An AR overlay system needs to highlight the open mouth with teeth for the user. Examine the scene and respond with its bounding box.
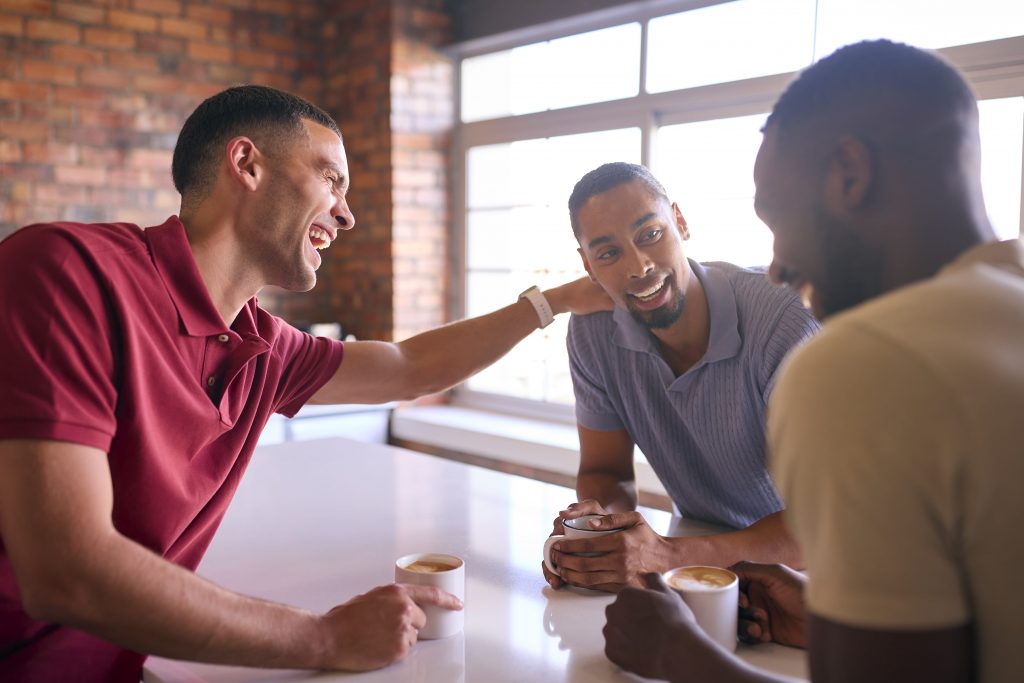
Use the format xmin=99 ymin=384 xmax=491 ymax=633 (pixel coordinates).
xmin=629 ymin=277 xmax=668 ymax=303
xmin=309 ymin=225 xmax=332 ymax=251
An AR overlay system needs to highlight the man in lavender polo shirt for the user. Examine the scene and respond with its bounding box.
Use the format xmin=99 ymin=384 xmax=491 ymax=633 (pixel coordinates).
xmin=544 ymin=163 xmax=819 ymax=592
xmin=0 ymin=85 xmax=609 ymax=682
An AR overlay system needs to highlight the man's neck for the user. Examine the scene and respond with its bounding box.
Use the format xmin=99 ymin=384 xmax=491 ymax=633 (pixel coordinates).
xmin=180 ymin=210 xmax=260 ymax=328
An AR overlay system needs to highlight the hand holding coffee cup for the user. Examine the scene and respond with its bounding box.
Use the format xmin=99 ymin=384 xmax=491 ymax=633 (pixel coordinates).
xmin=395 ymin=553 xmax=465 ymax=639
xmin=663 ymin=565 xmax=739 ymax=652
xmin=543 ymin=513 xmax=625 ymax=574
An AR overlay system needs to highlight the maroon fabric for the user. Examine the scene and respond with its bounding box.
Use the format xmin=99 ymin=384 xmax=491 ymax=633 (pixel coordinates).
xmin=0 ymin=217 xmax=344 ymax=682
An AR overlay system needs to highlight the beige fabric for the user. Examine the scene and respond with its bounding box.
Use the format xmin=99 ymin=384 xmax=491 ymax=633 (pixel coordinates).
xmin=769 ymin=239 xmax=1024 ymax=682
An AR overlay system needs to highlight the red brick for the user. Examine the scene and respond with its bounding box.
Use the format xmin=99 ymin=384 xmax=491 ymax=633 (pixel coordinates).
xmin=187 ymin=41 xmax=231 ymax=63
xmin=80 ymin=67 xmax=134 ymax=88
xmin=0 ymin=79 xmax=49 ymax=100
xmin=1 ymin=0 xmax=50 ymax=15
xmin=26 ymin=19 xmax=81 ymax=44
xmin=235 ymin=48 xmax=277 ymax=69
xmin=23 ymin=142 xmax=79 ymax=164
xmin=0 ymin=15 xmax=24 ymax=37
xmin=132 ymin=0 xmax=182 ymax=16
xmin=206 ymin=63 xmax=247 ymax=83
xmin=54 ymin=3 xmax=107 ymax=24
xmin=22 ymin=59 xmax=78 ymax=85
xmin=54 ymin=85 xmax=105 ymax=106
xmin=128 ymin=148 xmax=170 ymax=170
xmin=255 ymin=31 xmax=292 ymax=52
xmin=249 ymin=71 xmax=291 ymax=90
xmin=186 ymin=5 xmax=231 ymax=24
xmin=54 ymin=165 xmax=109 ymax=186
xmin=81 ymin=146 xmax=126 ymax=166
xmin=85 ymin=27 xmax=136 ymax=50
xmin=133 ymin=73 xmax=182 ymax=94
xmin=78 ymin=106 xmax=134 ymax=128
xmin=107 ymin=50 xmax=158 ymax=73
xmin=159 ymin=16 xmax=206 ymax=40
xmin=50 ymin=43 xmax=105 ymax=66
xmin=108 ymin=9 xmax=159 ymax=33
xmin=0 ymin=140 xmax=21 ymax=163
xmin=36 ymin=184 xmax=90 ymax=205
xmin=137 ymin=33 xmax=185 ymax=54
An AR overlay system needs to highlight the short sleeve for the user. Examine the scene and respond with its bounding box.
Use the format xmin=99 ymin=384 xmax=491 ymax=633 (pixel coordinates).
xmin=0 ymin=227 xmax=118 ymax=450
xmin=568 ymin=314 xmax=624 ymax=431
xmin=270 ymin=322 xmax=344 ymax=418
xmin=768 ymin=322 xmax=970 ymax=630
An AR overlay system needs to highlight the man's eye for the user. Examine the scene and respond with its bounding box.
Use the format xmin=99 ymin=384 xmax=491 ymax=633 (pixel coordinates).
xmin=597 ymin=248 xmax=619 ymax=261
xmin=639 ymin=229 xmax=661 ymax=243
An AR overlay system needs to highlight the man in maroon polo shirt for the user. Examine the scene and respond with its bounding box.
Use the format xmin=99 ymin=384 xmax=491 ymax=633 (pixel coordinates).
xmin=0 ymin=85 xmax=608 ymax=681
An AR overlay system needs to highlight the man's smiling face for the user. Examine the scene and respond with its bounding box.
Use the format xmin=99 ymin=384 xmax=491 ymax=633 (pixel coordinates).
xmin=576 ymin=179 xmax=692 ymax=330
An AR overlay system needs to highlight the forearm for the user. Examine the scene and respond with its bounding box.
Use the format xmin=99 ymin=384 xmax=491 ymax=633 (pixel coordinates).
xmin=667 ymin=511 xmax=803 ymax=569
xmin=36 ymin=530 xmax=327 ymax=669
xmin=576 ymin=471 xmax=637 ymax=512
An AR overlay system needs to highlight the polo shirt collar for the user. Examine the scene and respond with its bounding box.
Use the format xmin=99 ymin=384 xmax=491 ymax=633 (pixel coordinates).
xmin=147 ymin=216 xmax=235 ymax=338
xmin=612 ymin=259 xmax=742 ymax=365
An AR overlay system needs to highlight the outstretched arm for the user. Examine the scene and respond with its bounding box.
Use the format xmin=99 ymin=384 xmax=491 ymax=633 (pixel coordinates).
xmin=0 ymin=438 xmax=460 ymax=671
xmin=310 ymin=276 xmax=612 ymax=405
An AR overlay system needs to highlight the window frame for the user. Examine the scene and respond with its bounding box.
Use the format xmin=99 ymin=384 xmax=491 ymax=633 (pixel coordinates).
xmin=449 ymin=1 xmax=1024 ymax=420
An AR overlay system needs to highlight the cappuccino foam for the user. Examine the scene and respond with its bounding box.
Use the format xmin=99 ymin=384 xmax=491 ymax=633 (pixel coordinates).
xmin=668 ymin=566 xmax=735 ymax=591
xmin=402 ymin=560 xmax=457 ymax=573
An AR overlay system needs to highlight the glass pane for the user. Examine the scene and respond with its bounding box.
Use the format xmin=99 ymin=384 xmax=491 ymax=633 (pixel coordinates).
xmin=815 ymin=0 xmax=1024 ymax=59
xmin=461 ymin=23 xmax=640 ymax=123
xmin=652 ymin=113 xmax=772 ymax=267
xmin=464 ymin=128 xmax=641 ymax=402
xmin=647 ymin=0 xmax=815 ymax=93
xmin=979 ymin=97 xmax=1023 ymax=239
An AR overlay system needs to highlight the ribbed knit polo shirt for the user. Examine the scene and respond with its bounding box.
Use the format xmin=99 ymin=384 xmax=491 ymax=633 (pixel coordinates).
xmin=569 ymin=259 xmax=819 ymax=528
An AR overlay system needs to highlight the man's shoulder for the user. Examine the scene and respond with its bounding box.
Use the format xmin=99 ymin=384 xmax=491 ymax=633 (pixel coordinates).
xmin=2 ymin=221 xmax=148 ymax=260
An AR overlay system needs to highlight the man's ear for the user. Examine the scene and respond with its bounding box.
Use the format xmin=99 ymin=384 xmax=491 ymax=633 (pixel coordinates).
xmin=577 ymin=246 xmax=597 ymax=281
xmin=825 ymin=135 xmax=872 ymax=213
xmin=224 ymin=136 xmax=262 ymax=192
xmin=671 ymin=202 xmax=690 ymax=240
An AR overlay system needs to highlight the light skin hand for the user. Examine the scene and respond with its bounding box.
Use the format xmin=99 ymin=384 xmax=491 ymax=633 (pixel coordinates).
xmin=319 ymin=583 xmax=462 ymax=671
xmin=732 ymin=561 xmax=808 ymax=649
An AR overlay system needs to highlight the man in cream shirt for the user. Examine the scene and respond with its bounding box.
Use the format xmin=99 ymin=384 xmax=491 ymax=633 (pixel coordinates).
xmin=602 ymin=39 xmax=1023 ymax=683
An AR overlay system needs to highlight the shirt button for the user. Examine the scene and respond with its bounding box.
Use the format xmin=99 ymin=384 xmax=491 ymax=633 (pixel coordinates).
xmin=207 ymin=376 xmax=216 ymax=387
xmin=217 ymin=334 xmax=230 ymax=343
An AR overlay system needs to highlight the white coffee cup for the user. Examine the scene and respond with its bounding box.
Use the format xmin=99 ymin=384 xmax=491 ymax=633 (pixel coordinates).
xmin=543 ymin=514 xmax=624 ymax=574
xmin=395 ymin=553 xmax=465 ymax=640
xmin=663 ymin=565 xmax=738 ymax=652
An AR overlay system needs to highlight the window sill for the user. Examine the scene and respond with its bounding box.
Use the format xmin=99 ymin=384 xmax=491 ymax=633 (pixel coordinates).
xmin=389 ymin=405 xmax=670 ymax=508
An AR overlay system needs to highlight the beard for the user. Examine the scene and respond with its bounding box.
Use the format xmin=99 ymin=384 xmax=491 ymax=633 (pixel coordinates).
xmin=628 ymin=283 xmax=686 ymax=330
xmin=813 ymin=209 xmax=885 ymax=319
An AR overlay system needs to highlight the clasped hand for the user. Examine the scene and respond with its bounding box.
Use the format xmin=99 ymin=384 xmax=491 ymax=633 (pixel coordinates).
xmin=542 ymin=499 xmax=672 ymax=592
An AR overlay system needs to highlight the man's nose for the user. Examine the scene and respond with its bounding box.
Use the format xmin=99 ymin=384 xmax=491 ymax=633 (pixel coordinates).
xmin=624 ymin=245 xmax=654 ymax=278
xmin=333 ymin=199 xmax=355 ymax=231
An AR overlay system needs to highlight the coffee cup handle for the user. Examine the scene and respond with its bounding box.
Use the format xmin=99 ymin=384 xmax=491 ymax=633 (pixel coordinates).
xmin=543 ymin=534 xmax=566 ymax=574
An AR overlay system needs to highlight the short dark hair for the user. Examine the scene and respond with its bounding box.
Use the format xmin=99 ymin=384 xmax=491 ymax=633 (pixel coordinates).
xmin=767 ymin=39 xmax=976 ymax=138
xmin=568 ymin=162 xmax=669 ymax=238
xmin=172 ymin=85 xmax=341 ymax=204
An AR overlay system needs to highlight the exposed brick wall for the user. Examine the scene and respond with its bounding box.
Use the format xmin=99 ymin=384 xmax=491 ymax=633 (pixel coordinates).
xmin=0 ymin=0 xmax=454 ymax=343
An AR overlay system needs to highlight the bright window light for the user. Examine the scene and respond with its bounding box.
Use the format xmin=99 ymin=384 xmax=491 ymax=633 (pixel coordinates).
xmin=647 ymin=0 xmax=816 ymax=93
xmin=652 ymin=113 xmax=773 ymax=267
xmin=814 ymin=0 xmax=1024 ymax=59
xmin=461 ymin=23 xmax=640 ymax=122
xmin=979 ymin=97 xmax=1024 ymax=239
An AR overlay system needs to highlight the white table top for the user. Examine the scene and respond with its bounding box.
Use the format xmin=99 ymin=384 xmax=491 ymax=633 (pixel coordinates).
xmin=144 ymin=437 xmax=807 ymax=682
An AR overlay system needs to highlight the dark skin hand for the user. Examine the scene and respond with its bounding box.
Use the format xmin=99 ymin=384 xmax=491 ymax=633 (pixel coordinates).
xmin=732 ymin=561 xmax=808 ymax=649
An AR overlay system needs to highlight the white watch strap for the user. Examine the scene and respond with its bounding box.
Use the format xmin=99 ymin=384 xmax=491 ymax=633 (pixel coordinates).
xmin=519 ymin=285 xmax=555 ymax=329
